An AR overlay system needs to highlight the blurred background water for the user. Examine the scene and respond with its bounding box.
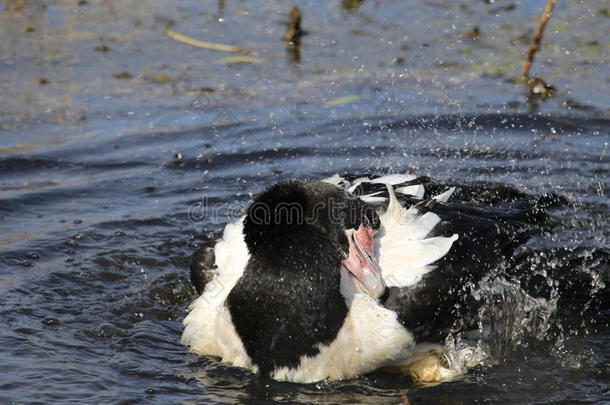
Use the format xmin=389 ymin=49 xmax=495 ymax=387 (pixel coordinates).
xmin=0 ymin=1 xmax=608 ymax=404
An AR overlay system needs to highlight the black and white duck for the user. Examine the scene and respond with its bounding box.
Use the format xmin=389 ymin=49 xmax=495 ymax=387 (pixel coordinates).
xmin=181 ymin=174 xmax=601 ymax=383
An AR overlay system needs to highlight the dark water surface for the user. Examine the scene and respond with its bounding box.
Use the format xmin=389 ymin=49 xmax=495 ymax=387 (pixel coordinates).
xmin=2 ymin=112 xmax=608 ymax=404
xmin=1 ymin=1 xmax=609 ymax=404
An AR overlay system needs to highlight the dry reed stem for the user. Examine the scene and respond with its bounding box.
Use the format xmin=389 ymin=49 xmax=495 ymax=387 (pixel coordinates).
xmin=522 ymin=0 xmax=557 ymax=80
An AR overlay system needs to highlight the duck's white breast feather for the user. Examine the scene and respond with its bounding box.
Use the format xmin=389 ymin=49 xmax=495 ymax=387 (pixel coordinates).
xmin=272 ymin=292 xmax=414 ymax=383
xmin=181 ymin=217 xmax=255 ymax=370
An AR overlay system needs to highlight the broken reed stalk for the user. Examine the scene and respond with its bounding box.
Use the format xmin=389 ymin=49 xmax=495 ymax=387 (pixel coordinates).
xmin=283 ymin=7 xmax=302 ymax=44
xmin=522 ymin=0 xmax=557 ymax=80
xmin=164 ymin=27 xmax=253 ymax=55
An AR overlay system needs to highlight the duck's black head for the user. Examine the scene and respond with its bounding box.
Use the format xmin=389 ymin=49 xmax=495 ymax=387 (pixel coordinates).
xmin=227 ymin=180 xmax=385 ymax=376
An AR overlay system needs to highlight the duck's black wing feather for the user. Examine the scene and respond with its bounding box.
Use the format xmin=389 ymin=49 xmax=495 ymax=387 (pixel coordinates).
xmin=510 ymin=246 xmax=610 ymax=321
xmin=350 ymin=176 xmax=431 ymax=197
xmin=383 ymin=182 xmax=567 ymax=342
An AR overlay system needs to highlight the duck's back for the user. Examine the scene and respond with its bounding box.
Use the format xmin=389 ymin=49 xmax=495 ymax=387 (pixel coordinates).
xmin=379 ymin=180 xmax=564 ymax=342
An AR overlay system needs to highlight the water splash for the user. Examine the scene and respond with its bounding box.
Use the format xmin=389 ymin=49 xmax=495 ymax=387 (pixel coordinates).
xmin=550 ymin=334 xmax=597 ymax=370
xmin=439 ymin=275 xmax=559 ymax=378
xmin=441 ymin=333 xmax=489 ymax=374
xmin=472 ymin=276 xmax=558 ymax=360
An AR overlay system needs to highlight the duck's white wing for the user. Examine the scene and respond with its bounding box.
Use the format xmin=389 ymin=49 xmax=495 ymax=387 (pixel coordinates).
xmin=322 ymin=173 xmax=426 ymax=199
xmin=375 ymin=185 xmax=458 ymax=288
xmin=369 ymin=174 xmax=425 ymax=199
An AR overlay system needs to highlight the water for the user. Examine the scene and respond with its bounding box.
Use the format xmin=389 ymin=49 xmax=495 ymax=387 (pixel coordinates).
xmin=1 ymin=1 xmax=609 ymax=404
xmin=2 ymin=111 xmax=607 ymax=404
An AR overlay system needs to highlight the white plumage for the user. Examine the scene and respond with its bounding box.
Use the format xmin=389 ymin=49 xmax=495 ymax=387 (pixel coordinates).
xmin=181 ymin=218 xmax=255 ymax=371
xmin=377 ymin=184 xmax=457 ymax=288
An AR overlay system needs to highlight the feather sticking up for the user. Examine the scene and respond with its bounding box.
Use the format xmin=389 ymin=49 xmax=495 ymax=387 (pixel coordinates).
xmin=376 ymin=184 xmax=458 ymax=288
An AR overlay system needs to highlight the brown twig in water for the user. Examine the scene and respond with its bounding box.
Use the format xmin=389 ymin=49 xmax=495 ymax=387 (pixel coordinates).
xmin=522 ymin=0 xmax=557 ymax=80
xmin=283 ymin=7 xmax=302 ymax=64
xmin=283 ymin=7 xmax=302 ymax=44
xmin=164 ymin=27 xmax=253 ymax=55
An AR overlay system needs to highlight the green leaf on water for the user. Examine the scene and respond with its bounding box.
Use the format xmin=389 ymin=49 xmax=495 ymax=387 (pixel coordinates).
xmin=323 ymin=95 xmax=363 ymax=107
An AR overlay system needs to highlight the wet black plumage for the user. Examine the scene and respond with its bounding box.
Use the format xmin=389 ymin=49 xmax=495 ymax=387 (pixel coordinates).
xmin=227 ymin=181 xmax=378 ymax=376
